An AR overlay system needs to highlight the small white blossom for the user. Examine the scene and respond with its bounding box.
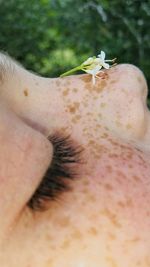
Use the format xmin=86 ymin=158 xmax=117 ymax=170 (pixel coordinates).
xmin=98 ymin=51 xmax=110 ymax=69
xmin=60 ymin=50 xmax=116 ymax=85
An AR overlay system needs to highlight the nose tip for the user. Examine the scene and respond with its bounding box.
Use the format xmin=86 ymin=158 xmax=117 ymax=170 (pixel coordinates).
xmin=117 ymin=64 xmax=148 ymax=102
xmin=103 ymin=64 xmax=148 ymax=141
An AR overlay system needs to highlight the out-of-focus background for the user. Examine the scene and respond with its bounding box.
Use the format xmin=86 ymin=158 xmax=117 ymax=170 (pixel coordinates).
xmin=0 ymin=0 xmax=149 ymax=99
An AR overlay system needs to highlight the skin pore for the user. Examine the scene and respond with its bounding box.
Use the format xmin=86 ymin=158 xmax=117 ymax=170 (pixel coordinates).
xmin=0 ymin=54 xmax=150 ymax=266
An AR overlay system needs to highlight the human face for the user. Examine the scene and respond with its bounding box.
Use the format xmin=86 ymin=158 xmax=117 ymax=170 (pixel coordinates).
xmin=0 ymin=55 xmax=150 ymax=267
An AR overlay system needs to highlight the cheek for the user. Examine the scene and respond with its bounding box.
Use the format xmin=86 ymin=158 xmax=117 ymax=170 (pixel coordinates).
xmin=51 ymin=151 xmax=150 ymax=266
xmin=15 ymin=144 xmax=149 ymax=267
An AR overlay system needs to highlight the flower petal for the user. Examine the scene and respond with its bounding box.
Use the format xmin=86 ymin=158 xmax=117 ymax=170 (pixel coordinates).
xmin=83 ymin=57 xmax=95 ymax=66
xmin=98 ymin=51 xmax=105 ymax=60
xmin=103 ymin=62 xmax=110 ymax=69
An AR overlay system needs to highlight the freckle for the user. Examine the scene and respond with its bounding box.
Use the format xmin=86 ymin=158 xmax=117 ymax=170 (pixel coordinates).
xmin=62 ymin=81 xmax=71 ymax=88
xmin=58 ymin=216 xmax=71 ymax=227
xmin=72 ymin=114 xmax=81 ymax=123
xmin=104 ymin=183 xmax=113 ymax=191
xmin=60 ymin=126 xmax=68 ymax=133
xmin=96 ymin=123 xmax=101 ymax=128
xmin=125 ymin=236 xmax=141 ymax=244
xmin=88 ymin=139 xmax=95 ymax=146
xmin=73 ymin=88 xmax=78 ymax=93
xmin=71 ymin=229 xmax=83 ymax=240
xmin=106 ymin=244 xmax=111 ymax=252
xmin=110 ymin=79 xmax=116 ymax=84
xmin=126 ymin=198 xmax=133 ymax=207
xmin=23 ymin=89 xmax=28 ymax=96
xmin=115 ymin=120 xmax=123 ymax=127
xmin=82 ymin=188 xmax=89 ymax=194
xmin=116 ymin=170 xmax=127 ymax=179
xmin=86 ymin=112 xmax=93 ymax=116
xmin=108 ymin=232 xmax=116 ymax=240
xmin=106 ymin=256 xmax=118 ymax=267
xmin=126 ymin=123 xmax=132 ymax=129
xmin=83 ymin=127 xmax=87 ymax=132
xmin=101 ymin=209 xmax=122 ymax=228
xmin=109 ymin=153 xmax=119 ymax=159
xmin=94 ymin=81 xmax=107 ymax=93
xmin=76 ymin=114 xmax=81 ymax=120
xmin=97 ymin=72 xmax=108 ymax=80
xmin=101 ymin=132 xmax=108 ymax=138
xmin=100 ymin=102 xmax=106 ymax=108
xmin=133 ymin=175 xmax=141 ymax=182
xmin=68 ymin=102 xmax=80 ymax=114
xmin=61 ymin=239 xmax=71 ymax=249
xmin=93 ymin=96 xmax=98 ymax=100
xmin=128 ymin=163 xmax=133 ymax=168
xmin=89 ymin=194 xmax=96 ymax=202
xmin=72 ymin=117 xmax=77 ymax=123
xmin=117 ymin=201 xmax=126 ymax=208
xmin=105 ymin=165 xmax=113 ymax=172
xmin=137 ymin=76 xmax=142 ymax=84
xmin=104 ymin=126 xmax=109 ymax=131
xmin=56 ymin=80 xmax=60 ymax=86
xmin=88 ymin=227 xmax=98 ymax=236
xmin=94 ymin=85 xmax=104 ymax=93
xmin=75 ymin=101 xmax=80 ymax=107
xmin=83 ymin=101 xmax=89 ymax=107
xmin=80 ymin=75 xmax=91 ymax=83
xmin=126 ymin=152 xmax=133 ymax=160
xmin=62 ymin=88 xmax=69 ymax=96
xmin=46 ymin=258 xmax=54 ymax=266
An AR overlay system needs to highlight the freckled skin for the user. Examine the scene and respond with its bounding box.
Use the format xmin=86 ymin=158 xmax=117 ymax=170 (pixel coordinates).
xmin=0 ymin=64 xmax=150 ymax=267
xmin=23 ymin=89 xmax=29 ymax=96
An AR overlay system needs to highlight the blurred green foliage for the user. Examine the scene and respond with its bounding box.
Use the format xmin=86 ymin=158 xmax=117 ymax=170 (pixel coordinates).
xmin=0 ymin=0 xmax=149 ymax=90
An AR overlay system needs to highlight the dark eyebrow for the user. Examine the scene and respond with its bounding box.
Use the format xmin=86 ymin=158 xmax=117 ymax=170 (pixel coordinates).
xmin=0 ymin=51 xmax=23 ymax=83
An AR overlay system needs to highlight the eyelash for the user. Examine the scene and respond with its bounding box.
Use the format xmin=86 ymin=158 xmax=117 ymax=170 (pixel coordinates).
xmin=27 ymin=133 xmax=83 ymax=211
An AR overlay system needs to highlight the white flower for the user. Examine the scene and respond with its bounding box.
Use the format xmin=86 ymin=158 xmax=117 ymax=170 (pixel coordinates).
xmin=60 ymin=50 xmax=116 ymax=85
xmin=98 ymin=51 xmax=110 ymax=69
xmin=81 ymin=51 xmax=112 ymax=84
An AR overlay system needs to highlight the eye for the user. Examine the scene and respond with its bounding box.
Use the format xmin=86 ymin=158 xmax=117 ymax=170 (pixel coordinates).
xmin=27 ymin=133 xmax=83 ymax=211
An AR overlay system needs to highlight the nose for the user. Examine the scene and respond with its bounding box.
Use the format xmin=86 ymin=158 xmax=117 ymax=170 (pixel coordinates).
xmin=100 ymin=64 xmax=148 ymax=141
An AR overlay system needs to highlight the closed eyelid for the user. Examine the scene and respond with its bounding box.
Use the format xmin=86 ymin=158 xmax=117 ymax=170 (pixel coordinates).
xmin=27 ymin=132 xmax=84 ymax=211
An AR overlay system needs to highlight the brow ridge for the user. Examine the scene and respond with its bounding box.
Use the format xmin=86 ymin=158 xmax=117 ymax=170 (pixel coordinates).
xmin=0 ymin=51 xmax=23 ymax=83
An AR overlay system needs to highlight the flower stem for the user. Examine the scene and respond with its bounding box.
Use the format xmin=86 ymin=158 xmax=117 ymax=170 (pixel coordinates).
xmin=60 ymin=66 xmax=82 ymax=77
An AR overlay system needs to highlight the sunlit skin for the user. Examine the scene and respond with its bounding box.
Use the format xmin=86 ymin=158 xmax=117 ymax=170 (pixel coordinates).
xmin=0 ymin=59 xmax=149 ymax=266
